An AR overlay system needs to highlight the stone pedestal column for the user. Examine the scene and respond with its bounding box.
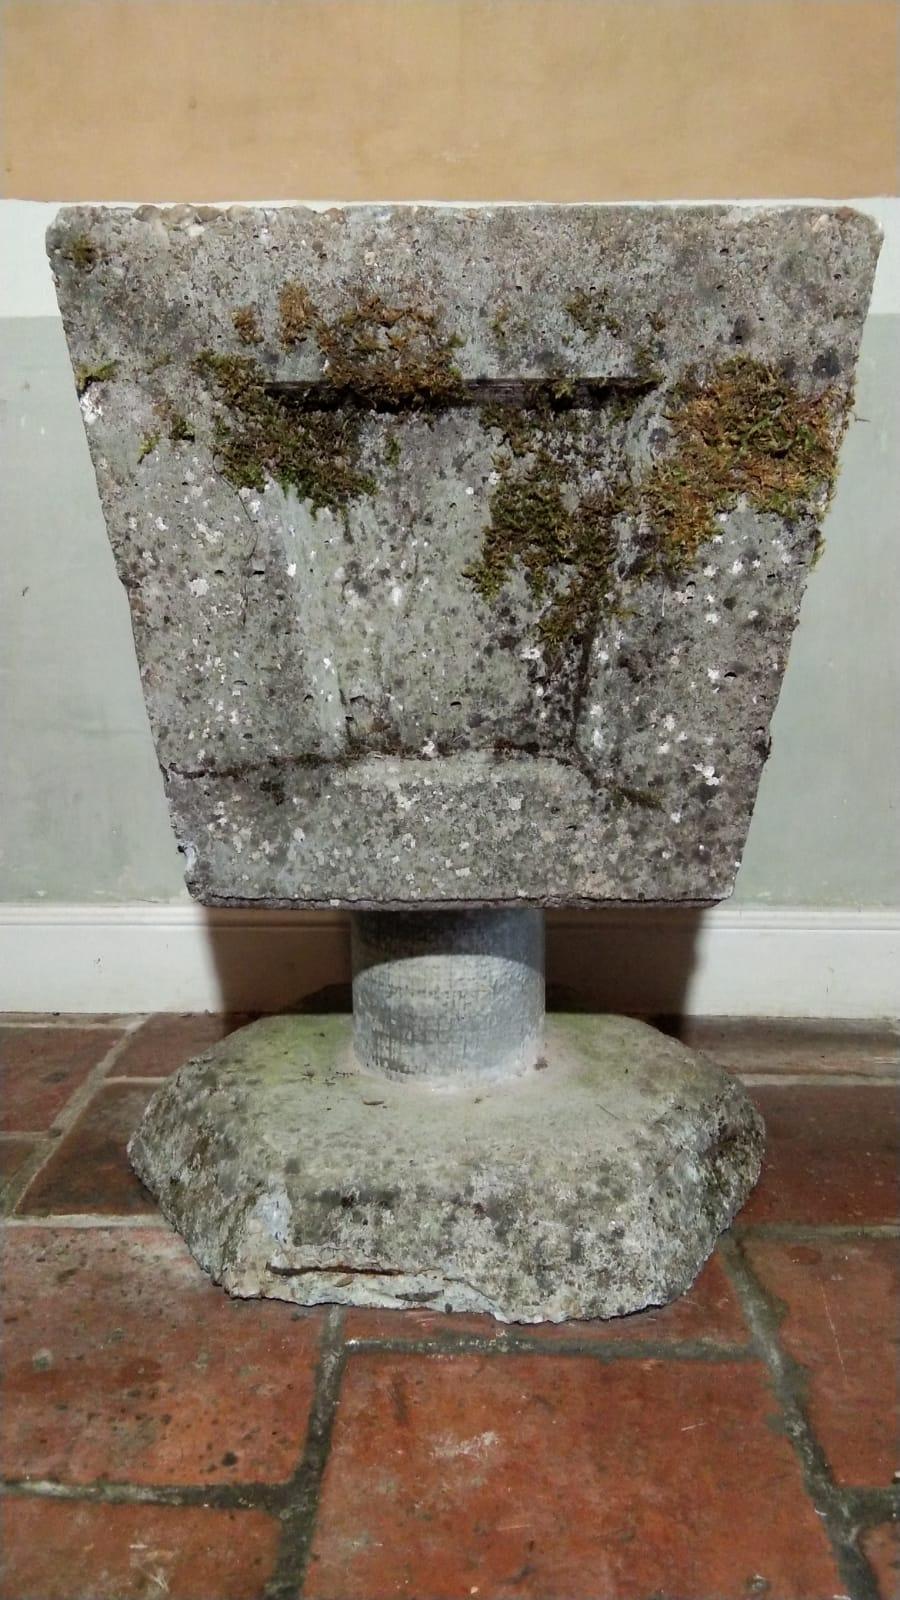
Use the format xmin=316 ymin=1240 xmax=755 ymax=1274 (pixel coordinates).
xmin=351 ymin=909 xmax=545 ymax=1082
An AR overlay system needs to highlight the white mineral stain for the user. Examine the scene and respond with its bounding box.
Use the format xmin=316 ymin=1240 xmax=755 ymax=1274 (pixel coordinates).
xmin=79 ymin=392 xmax=102 ymax=425
xmin=694 ymin=763 xmax=721 ymax=787
xmin=432 ymin=1430 xmax=499 ymax=1461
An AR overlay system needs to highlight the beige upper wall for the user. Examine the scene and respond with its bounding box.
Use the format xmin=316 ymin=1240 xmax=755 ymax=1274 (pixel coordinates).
xmin=2 ymin=0 xmax=897 ymax=201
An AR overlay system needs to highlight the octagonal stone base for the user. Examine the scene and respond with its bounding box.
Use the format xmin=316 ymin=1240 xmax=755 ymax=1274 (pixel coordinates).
xmin=129 ymin=1013 xmax=763 ymax=1323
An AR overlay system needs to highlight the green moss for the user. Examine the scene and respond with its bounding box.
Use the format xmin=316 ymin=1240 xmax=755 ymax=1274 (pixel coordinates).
xmin=65 ymin=234 xmax=100 ymax=271
xmin=566 ymin=290 xmax=622 ymax=339
xmin=233 ymin=305 xmax=262 ymax=345
xmin=313 ymin=292 xmax=465 ymax=408
xmin=467 ymin=355 xmax=843 ymax=668
xmin=465 ymin=439 xmax=618 ymax=662
xmin=75 ymin=360 xmax=118 ymax=394
xmin=138 ymin=399 xmax=194 ymax=461
xmin=278 ymin=283 xmax=315 ymax=348
xmin=634 ymin=356 xmax=843 ymax=579
xmin=490 ymin=304 xmax=511 ymax=343
xmin=479 ymin=404 xmax=539 ymax=459
xmin=608 ymin=783 xmax=663 ymax=811
xmin=193 ymin=287 xmax=466 ymax=512
xmin=194 ymin=351 xmax=375 ymax=510
xmin=383 ymin=432 xmax=402 ymax=468
xmin=165 ymin=408 xmax=196 ymax=444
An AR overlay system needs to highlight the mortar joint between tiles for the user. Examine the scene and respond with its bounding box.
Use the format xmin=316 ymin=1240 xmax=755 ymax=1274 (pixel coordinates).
xmin=718 ymin=1232 xmax=884 ymax=1600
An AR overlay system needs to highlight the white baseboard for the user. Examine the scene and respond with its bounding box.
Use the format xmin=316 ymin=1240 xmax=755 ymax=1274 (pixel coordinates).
xmin=0 ymin=902 xmax=897 ymax=1018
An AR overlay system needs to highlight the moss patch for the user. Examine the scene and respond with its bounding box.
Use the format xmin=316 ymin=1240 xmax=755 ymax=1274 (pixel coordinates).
xmin=279 ymin=283 xmax=315 ymax=348
xmin=195 ymin=351 xmax=375 ymax=510
xmin=164 ymin=408 xmax=196 ymax=445
xmin=75 ymin=360 xmax=118 ymax=394
xmin=468 ymin=356 xmax=843 ymax=669
xmin=566 ymin=290 xmax=622 ymax=339
xmin=233 ymin=305 xmax=262 ymax=345
xmin=313 ymin=293 xmax=465 ymax=408
xmin=634 ymin=357 xmax=844 ymax=579
xmin=465 ymin=443 xmax=619 ymax=659
xmin=64 ymin=234 xmax=100 ymax=271
xmin=194 ymin=286 xmax=465 ymax=512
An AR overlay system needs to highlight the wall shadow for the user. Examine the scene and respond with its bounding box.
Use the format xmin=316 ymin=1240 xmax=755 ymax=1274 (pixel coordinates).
xmin=546 ymin=908 xmax=706 ymax=1026
xmin=201 ymin=904 xmax=707 ymax=1024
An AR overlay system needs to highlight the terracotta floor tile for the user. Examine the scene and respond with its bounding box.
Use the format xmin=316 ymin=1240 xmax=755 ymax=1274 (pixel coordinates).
xmin=746 ymin=1237 xmax=899 ymax=1487
xmin=17 ymin=1083 xmax=157 ymax=1216
xmin=740 ymin=1084 xmax=898 ymax=1224
xmin=861 ymin=1522 xmax=899 ymax=1600
xmin=1 ymin=1226 xmax=322 ymax=1486
xmin=0 ymin=1027 xmax=123 ymax=1132
xmin=306 ymin=1352 xmax=839 ymax=1600
xmin=658 ymin=1018 xmax=899 ymax=1076
xmin=114 ymin=1013 xmax=255 ymax=1077
xmin=0 ymin=1136 xmax=40 ymax=1186
xmin=0 ymin=1498 xmax=280 ymax=1600
xmin=346 ymin=1251 xmax=749 ymax=1348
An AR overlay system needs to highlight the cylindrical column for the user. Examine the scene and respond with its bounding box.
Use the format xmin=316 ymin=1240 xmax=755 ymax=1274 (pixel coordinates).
xmin=351 ymin=909 xmax=545 ymax=1083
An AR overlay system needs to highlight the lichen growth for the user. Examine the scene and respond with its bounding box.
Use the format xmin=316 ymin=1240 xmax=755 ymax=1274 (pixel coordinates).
xmin=233 ymin=305 xmax=262 ymax=345
xmin=75 ymin=360 xmax=118 ymax=394
xmin=194 ymin=351 xmax=375 ymax=510
xmin=64 ymin=234 xmax=100 ymax=271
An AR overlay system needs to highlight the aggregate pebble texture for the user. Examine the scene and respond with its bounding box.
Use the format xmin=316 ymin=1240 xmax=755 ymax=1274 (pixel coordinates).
xmin=47 ymin=204 xmax=880 ymax=908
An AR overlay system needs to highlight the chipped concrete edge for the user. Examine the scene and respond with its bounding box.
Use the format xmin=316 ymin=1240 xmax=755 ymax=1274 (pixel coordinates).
xmin=3 ymin=198 xmax=899 ymax=319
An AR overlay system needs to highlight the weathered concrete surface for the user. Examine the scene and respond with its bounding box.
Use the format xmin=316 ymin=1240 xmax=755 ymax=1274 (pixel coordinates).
xmin=48 ymin=204 xmax=879 ymax=907
xmin=128 ymin=1012 xmax=764 ymax=1322
xmin=351 ymin=908 xmax=544 ymax=1080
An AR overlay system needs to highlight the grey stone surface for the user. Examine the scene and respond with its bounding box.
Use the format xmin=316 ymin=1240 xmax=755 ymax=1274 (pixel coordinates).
xmin=351 ymin=908 xmax=544 ymax=1080
xmin=47 ymin=204 xmax=880 ymax=909
xmin=129 ymin=1011 xmax=763 ymax=1322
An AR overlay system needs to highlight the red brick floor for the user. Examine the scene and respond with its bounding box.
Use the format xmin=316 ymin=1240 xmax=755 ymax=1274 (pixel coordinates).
xmin=0 ymin=1013 xmax=897 ymax=1600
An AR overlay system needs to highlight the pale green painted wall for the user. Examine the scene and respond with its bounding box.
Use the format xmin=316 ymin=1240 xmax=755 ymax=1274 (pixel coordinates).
xmin=1 ymin=300 xmax=897 ymax=908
